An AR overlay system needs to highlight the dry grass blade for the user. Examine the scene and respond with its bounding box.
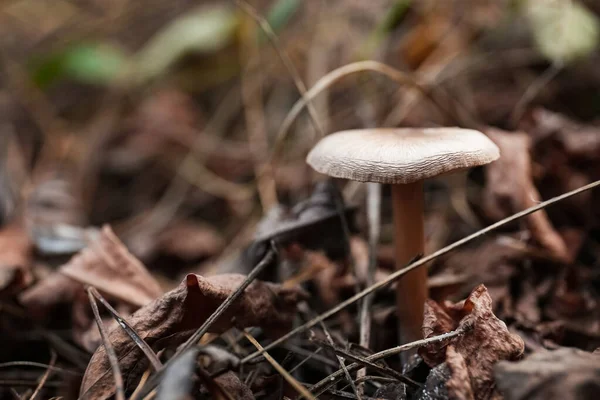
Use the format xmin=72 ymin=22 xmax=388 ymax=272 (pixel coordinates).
xmin=0 ymin=362 xmax=80 ymax=376
xmin=86 ymin=288 xmax=125 ymax=400
xmin=29 ymin=351 xmax=56 ymax=400
xmin=242 ymin=178 xmax=600 ymax=363
xmin=243 ymin=330 xmax=315 ymax=400
xmin=270 ymin=60 xmax=457 ymax=166
xmin=88 ymin=287 xmax=162 ymax=371
xmin=288 ymin=347 xmax=325 ymax=375
xmin=306 ymin=329 xmax=467 ymax=398
xmin=510 ymin=62 xmax=562 ymax=128
xmin=240 ymin=10 xmax=278 ymax=211
xmin=129 ymin=369 xmax=152 ymax=400
xmin=235 ymin=0 xmax=324 ymax=139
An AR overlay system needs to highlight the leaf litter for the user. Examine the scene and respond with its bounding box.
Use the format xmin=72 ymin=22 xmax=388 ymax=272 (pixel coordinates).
xmin=2 ymin=1 xmax=600 ymax=399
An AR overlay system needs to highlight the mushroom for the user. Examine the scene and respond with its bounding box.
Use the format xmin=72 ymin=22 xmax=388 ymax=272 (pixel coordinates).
xmin=306 ymin=128 xmax=500 ymax=352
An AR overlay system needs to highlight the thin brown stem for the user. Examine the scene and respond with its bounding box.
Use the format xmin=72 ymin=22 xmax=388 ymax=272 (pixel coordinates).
xmin=311 ymin=338 xmax=420 ymax=389
xmin=244 ymin=331 xmax=315 ymax=400
xmin=392 ymin=181 xmax=426 ymax=363
xmin=305 ymin=329 xmax=466 ymax=399
xmin=29 ymin=351 xmax=56 ymax=400
xmin=88 ymin=287 xmax=162 ymax=371
xmin=87 ymin=288 xmax=125 ymax=400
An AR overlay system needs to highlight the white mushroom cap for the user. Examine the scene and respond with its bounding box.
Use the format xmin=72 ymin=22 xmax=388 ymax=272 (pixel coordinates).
xmin=306 ymin=128 xmax=500 ymax=184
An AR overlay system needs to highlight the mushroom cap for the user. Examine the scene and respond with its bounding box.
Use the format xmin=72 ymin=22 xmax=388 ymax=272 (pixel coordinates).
xmin=306 ymin=128 xmax=500 ymax=184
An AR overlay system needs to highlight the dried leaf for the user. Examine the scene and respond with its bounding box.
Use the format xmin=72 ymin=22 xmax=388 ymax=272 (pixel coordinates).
xmin=445 ymin=345 xmax=475 ymax=400
xmin=494 ymin=347 xmax=600 ymax=400
xmin=213 ymin=371 xmax=254 ymax=400
xmin=156 ymin=219 xmax=224 ymax=261
xmin=247 ymin=181 xmax=357 ymax=263
xmin=61 ymin=225 xmax=162 ymax=307
xmin=526 ymin=108 xmax=600 ymax=165
xmin=0 ymin=220 xmax=33 ymax=295
xmin=80 ymin=273 xmax=306 ymax=398
xmin=484 ymin=128 xmax=569 ymax=262
xmin=19 ymin=272 xmax=81 ymax=319
xmin=420 ymin=284 xmax=524 ymax=400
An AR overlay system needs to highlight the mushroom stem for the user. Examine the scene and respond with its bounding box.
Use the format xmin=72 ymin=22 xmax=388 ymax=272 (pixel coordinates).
xmin=391 ymin=181 xmax=426 ymax=361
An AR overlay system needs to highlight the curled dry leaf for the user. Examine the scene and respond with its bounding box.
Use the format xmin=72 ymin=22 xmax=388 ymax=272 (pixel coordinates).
xmin=420 ymin=284 xmax=524 ymax=400
xmin=445 ymin=345 xmax=475 ymax=400
xmin=494 ymin=347 xmax=600 ymax=400
xmin=80 ymin=273 xmax=307 ymax=399
xmin=213 ymin=371 xmax=254 ymax=400
xmin=483 ymin=128 xmax=569 ymax=262
xmin=0 ymin=219 xmax=33 ymax=295
xmin=418 ymin=345 xmax=475 ymax=400
xmin=61 ymin=225 xmax=162 ymax=307
xmin=246 ymin=181 xmax=357 ymax=267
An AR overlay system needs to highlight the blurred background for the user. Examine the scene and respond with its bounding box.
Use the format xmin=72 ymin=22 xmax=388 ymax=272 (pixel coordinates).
xmin=2 ymin=0 xmax=600 ymax=398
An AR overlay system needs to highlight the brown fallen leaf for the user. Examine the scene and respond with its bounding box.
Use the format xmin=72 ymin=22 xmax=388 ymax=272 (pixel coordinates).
xmin=445 ymin=345 xmax=475 ymax=400
xmin=0 ymin=218 xmax=33 ymax=295
xmin=213 ymin=371 xmax=254 ymax=400
xmin=61 ymin=225 xmax=162 ymax=307
xmin=420 ymin=284 xmax=524 ymax=400
xmin=494 ymin=347 xmax=600 ymax=400
xmin=155 ymin=219 xmax=225 ymax=262
xmin=483 ymin=128 xmax=570 ymax=262
xmin=80 ymin=273 xmax=307 ymax=399
xmin=19 ymin=272 xmax=81 ymax=319
xmin=525 ymin=108 xmax=600 ymax=164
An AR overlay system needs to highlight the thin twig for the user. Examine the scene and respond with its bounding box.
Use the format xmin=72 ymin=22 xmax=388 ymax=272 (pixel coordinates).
xmin=0 ymin=362 xmax=81 ymax=376
xmin=240 ymin=12 xmax=278 ymax=211
xmin=284 ymin=344 xmax=338 ymax=369
xmin=87 ymin=288 xmax=125 ymax=400
xmin=357 ymin=182 xmax=380 ymax=393
xmin=318 ymin=322 xmax=360 ymax=399
xmin=88 ymin=287 xmax=162 ymax=371
xmin=244 ymin=330 xmax=315 ymax=400
xmin=353 ymin=375 xmax=397 ymax=386
xmin=311 ymin=337 xmax=420 ymax=389
xmin=242 ymin=178 xmax=600 ymax=363
xmin=235 ymin=0 xmax=325 ymax=139
xmin=29 ymin=351 xmax=56 ymax=400
xmin=510 ymin=62 xmax=563 ymax=127
xmin=306 ymin=329 xmax=466 ymax=398
xmin=288 ymin=347 xmax=325 ymax=375
xmin=129 ymin=368 xmax=152 ymax=400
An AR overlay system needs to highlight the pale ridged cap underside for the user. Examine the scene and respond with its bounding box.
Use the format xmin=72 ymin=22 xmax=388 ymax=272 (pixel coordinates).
xmin=307 ymin=128 xmax=500 ymax=184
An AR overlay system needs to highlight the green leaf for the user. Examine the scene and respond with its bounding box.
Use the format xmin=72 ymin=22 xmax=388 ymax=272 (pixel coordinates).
xmin=30 ymin=44 xmax=127 ymax=88
xmin=525 ymin=0 xmax=600 ymax=64
xmin=264 ymin=0 xmax=300 ymax=35
xmin=134 ymin=6 xmax=239 ymax=83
